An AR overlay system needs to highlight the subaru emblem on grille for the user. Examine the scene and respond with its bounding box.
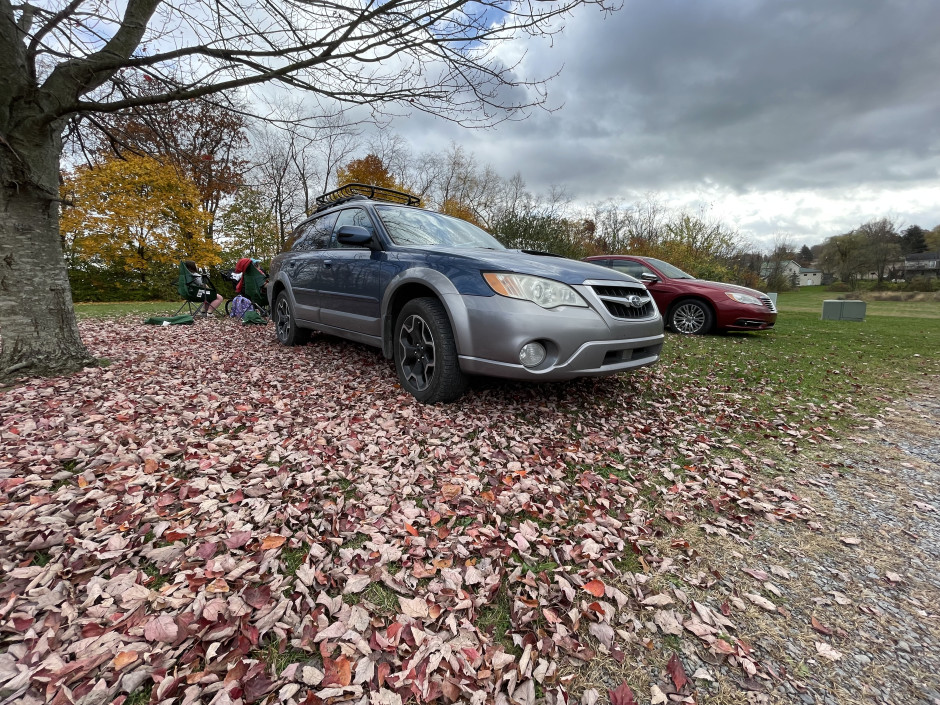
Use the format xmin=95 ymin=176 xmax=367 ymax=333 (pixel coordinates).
xmin=627 ymin=295 xmax=645 ymax=308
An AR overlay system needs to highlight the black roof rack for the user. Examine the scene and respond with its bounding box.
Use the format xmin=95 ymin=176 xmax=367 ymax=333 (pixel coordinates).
xmin=314 ymin=183 xmax=421 ymax=212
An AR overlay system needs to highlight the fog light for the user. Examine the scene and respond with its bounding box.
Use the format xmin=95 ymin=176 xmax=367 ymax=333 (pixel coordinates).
xmin=519 ymin=342 xmax=547 ymax=368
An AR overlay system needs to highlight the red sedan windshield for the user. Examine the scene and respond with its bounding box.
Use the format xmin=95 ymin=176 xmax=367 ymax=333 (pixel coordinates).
xmin=645 ymin=257 xmax=694 ymax=279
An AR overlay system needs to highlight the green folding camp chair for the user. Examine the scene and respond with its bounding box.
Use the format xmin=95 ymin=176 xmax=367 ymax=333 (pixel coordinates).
xmin=241 ymin=261 xmax=269 ymax=318
xmin=173 ymin=262 xmax=221 ymax=317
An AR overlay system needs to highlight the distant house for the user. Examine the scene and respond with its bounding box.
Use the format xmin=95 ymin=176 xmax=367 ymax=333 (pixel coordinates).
xmin=760 ymin=260 xmax=802 ymax=286
xmin=904 ymin=251 xmax=940 ymax=279
xmin=798 ymin=267 xmax=822 ymax=286
xmin=860 ymin=258 xmax=905 ymax=282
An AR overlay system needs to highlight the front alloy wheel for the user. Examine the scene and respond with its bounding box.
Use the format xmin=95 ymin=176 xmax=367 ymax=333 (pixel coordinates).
xmin=670 ymin=300 xmax=713 ymax=335
xmin=394 ymin=298 xmax=468 ymax=403
xmin=399 ymin=314 xmax=436 ymax=392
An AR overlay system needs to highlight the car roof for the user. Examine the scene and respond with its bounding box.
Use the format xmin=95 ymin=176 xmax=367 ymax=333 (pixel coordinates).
xmin=589 ymin=254 xmax=649 ymax=262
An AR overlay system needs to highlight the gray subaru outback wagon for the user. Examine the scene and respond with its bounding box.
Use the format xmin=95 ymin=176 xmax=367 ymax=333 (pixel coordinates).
xmin=269 ymin=184 xmax=664 ymax=403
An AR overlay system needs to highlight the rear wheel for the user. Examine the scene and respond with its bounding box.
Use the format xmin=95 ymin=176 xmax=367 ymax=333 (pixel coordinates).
xmin=274 ymin=292 xmax=311 ymax=346
xmin=394 ymin=297 xmax=467 ymax=403
xmin=669 ymin=299 xmax=713 ymax=335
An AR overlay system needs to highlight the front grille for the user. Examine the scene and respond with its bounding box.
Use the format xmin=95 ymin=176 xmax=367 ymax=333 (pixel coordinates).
xmin=590 ymin=285 xmax=656 ymax=320
xmin=759 ymin=296 xmax=777 ymax=312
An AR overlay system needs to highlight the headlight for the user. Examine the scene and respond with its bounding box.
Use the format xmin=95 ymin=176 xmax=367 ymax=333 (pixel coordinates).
xmin=483 ymin=272 xmax=587 ymax=309
xmin=725 ymin=292 xmax=763 ymax=306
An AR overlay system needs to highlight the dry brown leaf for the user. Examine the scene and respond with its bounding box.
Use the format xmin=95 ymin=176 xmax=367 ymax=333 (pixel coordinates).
xmin=344 ymin=574 xmax=371 ymax=594
xmin=261 ymin=534 xmax=287 ymax=550
xmin=441 ymin=483 xmax=462 ymax=500
xmin=399 ymin=596 xmax=429 ymax=618
xmin=143 ymin=614 xmax=178 ymax=642
xmin=744 ymin=593 xmax=777 ymax=612
xmin=113 ymin=651 xmax=139 ymax=670
xmin=815 ymin=641 xmax=843 ymax=661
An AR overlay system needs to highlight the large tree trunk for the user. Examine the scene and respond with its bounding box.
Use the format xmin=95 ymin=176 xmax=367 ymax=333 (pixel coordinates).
xmin=0 ymin=126 xmax=95 ymax=380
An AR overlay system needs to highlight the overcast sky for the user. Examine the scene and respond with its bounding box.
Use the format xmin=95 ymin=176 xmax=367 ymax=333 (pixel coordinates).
xmin=378 ymin=0 xmax=940 ymax=250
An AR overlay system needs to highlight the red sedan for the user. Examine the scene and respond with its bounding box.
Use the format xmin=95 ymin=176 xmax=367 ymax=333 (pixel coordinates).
xmin=584 ymin=255 xmax=777 ymax=334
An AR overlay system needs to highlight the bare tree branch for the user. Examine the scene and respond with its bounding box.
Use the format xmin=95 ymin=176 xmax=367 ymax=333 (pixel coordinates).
xmin=25 ymin=0 xmax=83 ymax=80
xmin=13 ymin=0 xmax=618 ymax=128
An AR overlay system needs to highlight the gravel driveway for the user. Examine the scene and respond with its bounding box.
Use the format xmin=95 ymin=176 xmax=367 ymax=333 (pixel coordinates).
xmin=682 ymin=396 xmax=940 ymax=705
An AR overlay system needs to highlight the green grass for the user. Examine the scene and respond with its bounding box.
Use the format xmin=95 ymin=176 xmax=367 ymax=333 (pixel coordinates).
xmin=281 ymin=543 xmax=309 ymax=578
xmin=615 ymin=550 xmax=644 ymax=575
xmin=74 ymin=301 xmax=180 ymax=319
xmin=662 ymin=634 xmax=681 ymax=651
xmin=343 ymin=532 xmax=370 ymax=550
xmin=659 ymin=304 xmax=939 ymax=421
xmin=32 ymin=550 xmax=53 ymax=567
xmin=126 ymin=683 xmax=152 ymax=705
xmin=140 ymin=561 xmax=169 ymax=590
xmin=776 ymin=285 xmax=940 ymax=318
xmin=358 ymin=582 xmax=401 ymax=613
xmin=513 ymin=554 xmax=558 ymax=575
xmin=476 ymin=586 xmax=518 ymax=655
xmin=252 ymin=635 xmax=310 ymax=675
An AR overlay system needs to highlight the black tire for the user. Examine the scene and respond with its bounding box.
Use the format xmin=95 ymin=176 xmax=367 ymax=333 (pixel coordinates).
xmin=669 ymin=299 xmax=714 ymax=335
xmin=394 ymin=297 xmax=468 ymax=403
xmin=273 ymin=291 xmax=311 ymax=346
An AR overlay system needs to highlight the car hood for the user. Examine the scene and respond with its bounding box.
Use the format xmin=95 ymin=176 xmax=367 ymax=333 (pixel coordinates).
xmin=421 ymin=247 xmax=642 ymax=286
xmin=691 ymin=279 xmax=768 ymax=298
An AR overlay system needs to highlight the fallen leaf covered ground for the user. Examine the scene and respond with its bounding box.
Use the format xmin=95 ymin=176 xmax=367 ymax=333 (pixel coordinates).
xmin=0 ymin=318 xmax=936 ymax=705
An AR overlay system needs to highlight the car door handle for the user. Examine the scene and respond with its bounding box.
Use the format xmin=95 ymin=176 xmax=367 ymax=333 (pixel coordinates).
xmin=323 ymin=260 xmax=332 ymax=268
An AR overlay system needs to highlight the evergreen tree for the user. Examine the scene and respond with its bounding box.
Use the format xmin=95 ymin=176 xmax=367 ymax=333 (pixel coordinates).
xmin=901 ymin=226 xmax=928 ymax=255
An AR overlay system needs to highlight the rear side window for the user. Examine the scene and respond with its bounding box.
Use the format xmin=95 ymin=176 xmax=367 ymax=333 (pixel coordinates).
xmin=291 ymin=212 xmax=338 ymax=251
xmin=611 ymin=260 xmax=654 ymax=278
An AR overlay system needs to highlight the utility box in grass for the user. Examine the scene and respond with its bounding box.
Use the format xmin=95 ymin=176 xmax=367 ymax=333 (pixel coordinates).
xmin=821 ymin=300 xmax=866 ymax=321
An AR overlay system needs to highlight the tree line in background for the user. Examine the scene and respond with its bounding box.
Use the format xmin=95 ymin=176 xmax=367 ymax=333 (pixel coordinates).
xmin=758 ymin=220 xmax=940 ymax=293
xmin=814 ymin=220 xmax=939 ymax=290
xmin=61 ymin=84 xmax=940 ymax=301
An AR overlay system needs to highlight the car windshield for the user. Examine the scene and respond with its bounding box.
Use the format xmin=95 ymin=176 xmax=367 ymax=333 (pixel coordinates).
xmin=645 ymin=257 xmax=694 ymax=279
xmin=376 ymin=206 xmax=505 ymax=249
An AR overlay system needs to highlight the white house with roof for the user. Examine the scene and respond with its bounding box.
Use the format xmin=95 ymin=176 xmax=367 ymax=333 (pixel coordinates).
xmin=760 ymin=260 xmax=822 ymax=287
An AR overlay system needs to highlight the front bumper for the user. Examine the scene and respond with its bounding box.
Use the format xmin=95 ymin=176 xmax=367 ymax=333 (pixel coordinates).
xmin=716 ymin=305 xmax=777 ymax=331
xmin=726 ymin=317 xmax=776 ymax=330
xmin=715 ymin=295 xmax=777 ymax=332
xmin=450 ymin=283 xmax=664 ymax=381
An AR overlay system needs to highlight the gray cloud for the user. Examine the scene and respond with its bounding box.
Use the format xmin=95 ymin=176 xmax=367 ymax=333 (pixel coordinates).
xmin=383 ymin=0 xmax=940 ymax=244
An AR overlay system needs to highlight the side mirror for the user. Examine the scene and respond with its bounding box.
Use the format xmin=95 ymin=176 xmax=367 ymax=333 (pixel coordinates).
xmin=336 ymin=225 xmax=375 ymax=248
xmin=640 ymin=272 xmax=660 ymax=283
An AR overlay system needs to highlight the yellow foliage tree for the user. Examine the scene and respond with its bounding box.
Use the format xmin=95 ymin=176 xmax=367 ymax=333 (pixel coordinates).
xmin=61 ymin=154 xmax=218 ymax=280
xmin=439 ymin=198 xmax=484 ymax=228
xmin=336 ymin=154 xmax=399 ymax=189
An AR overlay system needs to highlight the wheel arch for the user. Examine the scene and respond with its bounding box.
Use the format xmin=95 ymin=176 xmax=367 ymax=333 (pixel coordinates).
xmin=381 ymin=270 xmax=469 ymax=359
xmin=268 ymin=276 xmax=289 ymax=312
